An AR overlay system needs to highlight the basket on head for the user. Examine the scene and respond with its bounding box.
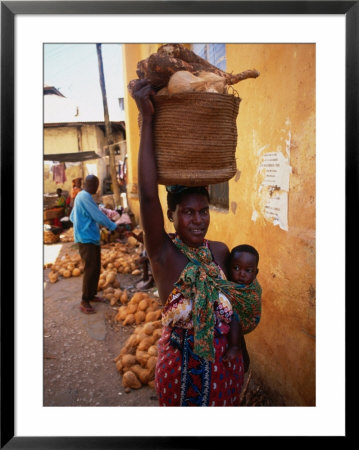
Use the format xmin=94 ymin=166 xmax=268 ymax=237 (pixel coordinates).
xmin=140 ymin=92 xmax=241 ymax=186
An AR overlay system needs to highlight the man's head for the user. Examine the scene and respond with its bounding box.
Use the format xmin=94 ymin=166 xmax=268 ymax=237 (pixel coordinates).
xmin=229 ymin=244 xmax=259 ymax=285
xmin=84 ymin=175 xmax=99 ymax=195
xmin=56 ymin=188 xmax=62 ymax=196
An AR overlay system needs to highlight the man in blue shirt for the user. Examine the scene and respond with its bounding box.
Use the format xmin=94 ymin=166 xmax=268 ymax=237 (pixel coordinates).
xmin=70 ymin=175 xmax=118 ymax=314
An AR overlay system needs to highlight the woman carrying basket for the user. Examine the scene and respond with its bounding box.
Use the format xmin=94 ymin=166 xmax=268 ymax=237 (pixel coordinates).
xmin=133 ymin=80 xmax=256 ymax=406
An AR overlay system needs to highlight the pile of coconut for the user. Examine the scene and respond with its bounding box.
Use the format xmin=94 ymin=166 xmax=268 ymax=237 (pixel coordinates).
xmin=45 ymin=252 xmax=83 ymax=284
xmin=59 ymin=227 xmax=74 ymax=243
xmin=100 ymin=241 xmax=142 ymax=277
xmin=114 ymin=319 xmax=163 ymax=391
xmin=100 ymin=285 xmax=128 ymax=306
xmin=45 ymin=239 xmax=142 ymax=285
xmin=97 ymin=242 xmax=143 ymax=294
xmin=114 ymin=291 xmax=162 ymax=326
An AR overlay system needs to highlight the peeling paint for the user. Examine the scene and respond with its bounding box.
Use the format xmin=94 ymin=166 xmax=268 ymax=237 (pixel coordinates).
xmin=252 ymin=122 xmax=293 ymax=232
xmin=256 ymin=144 xmax=270 ymax=157
xmin=230 ymin=201 xmax=237 ymax=215
xmin=251 ymin=209 xmax=259 ymax=222
xmin=285 ymin=129 xmax=292 ymax=158
xmin=234 ymin=170 xmax=241 ymax=182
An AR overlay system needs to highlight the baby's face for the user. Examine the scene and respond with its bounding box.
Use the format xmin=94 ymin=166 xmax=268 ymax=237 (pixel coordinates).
xmin=229 ymin=252 xmax=258 ymax=285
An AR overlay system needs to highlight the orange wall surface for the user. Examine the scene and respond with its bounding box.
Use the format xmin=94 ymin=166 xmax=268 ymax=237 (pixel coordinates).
xmin=223 ymin=44 xmax=315 ymax=406
xmin=123 ymin=43 xmax=316 ymax=405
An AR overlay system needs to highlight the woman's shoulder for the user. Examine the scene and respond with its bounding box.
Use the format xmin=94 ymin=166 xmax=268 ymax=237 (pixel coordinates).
xmin=207 ymin=239 xmax=230 ymax=254
xmin=207 ymin=240 xmax=229 ymax=276
xmin=207 ymin=239 xmax=230 ymax=268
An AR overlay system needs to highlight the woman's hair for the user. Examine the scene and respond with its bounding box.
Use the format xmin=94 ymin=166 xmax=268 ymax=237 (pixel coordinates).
xmin=230 ymin=244 xmax=259 ymax=265
xmin=166 ymin=186 xmax=210 ymax=211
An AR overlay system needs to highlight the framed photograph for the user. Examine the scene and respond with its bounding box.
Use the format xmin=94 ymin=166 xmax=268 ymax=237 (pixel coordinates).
xmin=2 ymin=1 xmax=354 ymax=447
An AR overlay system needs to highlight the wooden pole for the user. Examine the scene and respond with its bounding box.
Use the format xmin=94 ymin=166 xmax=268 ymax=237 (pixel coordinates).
xmin=96 ymin=43 xmax=122 ymax=207
xmin=76 ymin=126 xmax=85 ymax=181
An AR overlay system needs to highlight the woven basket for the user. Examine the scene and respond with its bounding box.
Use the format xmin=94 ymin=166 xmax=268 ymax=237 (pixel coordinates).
xmin=43 ymin=207 xmax=64 ymax=220
xmin=148 ymin=92 xmax=241 ymax=186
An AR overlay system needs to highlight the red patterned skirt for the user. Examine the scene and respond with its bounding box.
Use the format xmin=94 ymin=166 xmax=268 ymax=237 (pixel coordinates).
xmin=155 ymin=326 xmax=244 ymax=406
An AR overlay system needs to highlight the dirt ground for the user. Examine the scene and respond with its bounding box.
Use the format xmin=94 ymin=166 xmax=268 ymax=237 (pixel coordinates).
xmin=43 ymin=241 xmax=273 ymax=407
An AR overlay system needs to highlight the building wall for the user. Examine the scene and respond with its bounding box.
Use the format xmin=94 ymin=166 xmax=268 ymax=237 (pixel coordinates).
xmin=222 ymin=43 xmax=316 ymax=406
xmin=44 ymin=124 xmax=106 ymax=194
xmin=44 ymin=126 xmax=79 ymax=154
xmin=123 ymin=43 xmax=316 ymax=405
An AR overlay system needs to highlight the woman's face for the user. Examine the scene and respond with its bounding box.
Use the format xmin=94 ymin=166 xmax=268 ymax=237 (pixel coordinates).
xmin=170 ymin=193 xmax=210 ymax=248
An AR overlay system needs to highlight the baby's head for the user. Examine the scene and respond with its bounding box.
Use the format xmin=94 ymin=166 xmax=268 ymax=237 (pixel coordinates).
xmin=229 ymin=244 xmax=259 ymax=285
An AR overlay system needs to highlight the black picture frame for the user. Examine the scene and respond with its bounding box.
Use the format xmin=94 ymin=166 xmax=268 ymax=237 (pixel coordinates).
xmin=1 ymin=1 xmax=355 ymax=447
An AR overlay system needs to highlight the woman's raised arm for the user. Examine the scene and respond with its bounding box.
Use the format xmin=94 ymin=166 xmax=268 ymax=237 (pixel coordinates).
xmin=132 ymin=80 xmax=169 ymax=261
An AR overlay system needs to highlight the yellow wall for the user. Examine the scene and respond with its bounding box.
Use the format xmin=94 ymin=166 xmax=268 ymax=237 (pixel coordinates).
xmin=44 ymin=127 xmax=79 ymax=154
xmin=44 ymin=127 xmax=83 ymax=193
xmin=43 ymin=124 xmax=124 ymax=195
xmin=123 ymin=43 xmax=316 ymax=405
xmin=224 ymin=44 xmax=315 ymax=406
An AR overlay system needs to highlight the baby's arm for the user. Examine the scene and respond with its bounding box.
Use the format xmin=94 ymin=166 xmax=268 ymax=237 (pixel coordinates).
xmin=223 ymin=314 xmax=250 ymax=372
xmin=223 ymin=314 xmax=242 ymax=361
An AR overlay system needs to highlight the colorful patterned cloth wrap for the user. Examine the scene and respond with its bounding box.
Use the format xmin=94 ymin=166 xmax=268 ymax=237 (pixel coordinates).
xmin=155 ymin=325 xmax=244 ymax=406
xmin=155 ymin=235 xmax=261 ymax=406
xmin=166 ymin=235 xmax=262 ymax=362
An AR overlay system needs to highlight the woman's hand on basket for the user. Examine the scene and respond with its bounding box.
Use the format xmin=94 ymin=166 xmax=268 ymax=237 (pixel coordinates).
xmin=132 ymin=79 xmax=155 ymax=118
